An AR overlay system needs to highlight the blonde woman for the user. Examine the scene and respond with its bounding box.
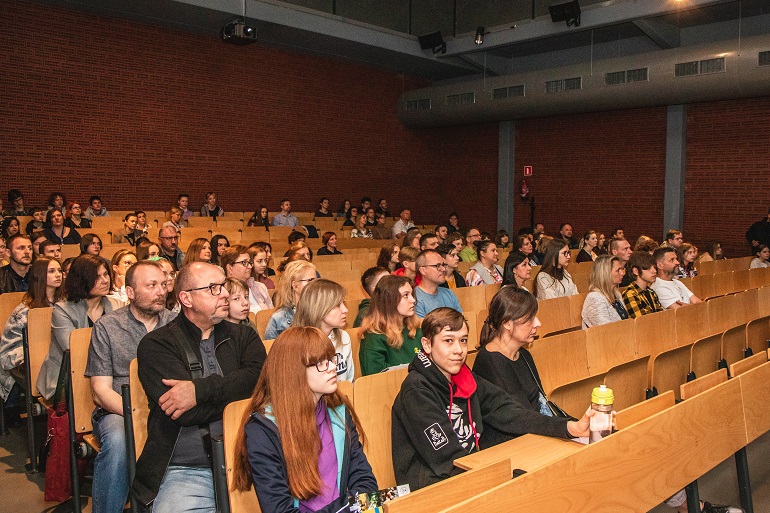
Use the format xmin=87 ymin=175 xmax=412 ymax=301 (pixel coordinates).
xmin=293 ymin=279 xmax=355 ymax=382
xmin=107 ymin=249 xmax=137 ymax=304
xmin=358 ymin=275 xmax=422 ymax=375
xmin=581 ymin=255 xmax=628 ymax=329
xmin=350 ymin=214 xmax=373 ymax=239
xmin=265 ymin=260 xmax=317 ymax=340
xmin=392 ymin=245 xmax=419 ymax=285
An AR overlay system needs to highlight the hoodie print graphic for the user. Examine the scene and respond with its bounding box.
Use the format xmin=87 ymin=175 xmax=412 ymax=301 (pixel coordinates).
xmin=448 ymin=403 xmax=476 ymax=451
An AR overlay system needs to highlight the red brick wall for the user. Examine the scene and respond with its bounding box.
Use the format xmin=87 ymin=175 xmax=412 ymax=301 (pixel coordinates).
xmin=513 ymin=107 xmax=668 ymax=244
xmin=685 ymin=98 xmax=770 ymax=258
xmin=0 ymin=0 xmax=498 ymax=230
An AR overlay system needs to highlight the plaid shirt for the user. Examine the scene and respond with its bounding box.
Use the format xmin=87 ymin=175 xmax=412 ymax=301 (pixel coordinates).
xmin=622 ymin=282 xmax=664 ymax=318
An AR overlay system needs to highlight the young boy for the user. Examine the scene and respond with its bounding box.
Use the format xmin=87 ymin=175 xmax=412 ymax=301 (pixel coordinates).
xmin=391 ymin=307 xmax=590 ymax=490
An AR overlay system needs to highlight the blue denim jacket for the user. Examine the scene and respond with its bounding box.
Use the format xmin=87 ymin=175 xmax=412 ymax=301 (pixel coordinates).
xmin=264 ymin=306 xmax=294 ymax=340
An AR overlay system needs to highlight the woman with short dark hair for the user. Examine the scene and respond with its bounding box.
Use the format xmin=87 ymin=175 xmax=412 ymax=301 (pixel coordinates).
xmin=317 ymin=232 xmax=343 ymax=255
xmin=43 ymin=209 xmax=82 ymax=245
xmin=37 ymin=254 xmax=114 ymax=400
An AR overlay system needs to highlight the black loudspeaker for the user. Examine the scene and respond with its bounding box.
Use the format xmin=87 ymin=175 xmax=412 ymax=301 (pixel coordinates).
xmin=418 ymin=31 xmax=444 ymax=51
xmin=549 ymin=0 xmax=581 ymax=26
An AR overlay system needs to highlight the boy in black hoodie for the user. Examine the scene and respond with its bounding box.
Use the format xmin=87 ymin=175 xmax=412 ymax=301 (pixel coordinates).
xmin=391 ymin=307 xmax=592 ymax=490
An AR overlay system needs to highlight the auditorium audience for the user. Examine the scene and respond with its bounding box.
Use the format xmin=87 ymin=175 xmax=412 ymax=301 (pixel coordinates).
xmin=391 ymin=208 xmax=415 ymax=240
xmin=85 ymin=195 xmax=110 ymax=219
xmin=559 ymin=223 xmax=579 ymax=249
xmin=359 ymin=275 xmax=421 ymax=375
xmin=39 ymin=240 xmax=62 ymax=262
xmin=0 ymin=217 xmax=20 ymax=240
xmin=64 ymin=202 xmax=91 ymax=229
xmin=337 ymin=199 xmax=351 ymax=217
xmin=317 ymin=232 xmax=343 ymax=255
xmin=0 ymin=257 xmax=61 ymax=423
xmin=581 ymin=255 xmax=628 ymax=328
xmin=699 ymin=241 xmax=723 ymax=262
xmin=112 ymin=212 xmax=138 ymax=245
xmin=466 ymin=240 xmax=503 ymax=286
xmin=181 ymin=237 xmax=212 ymax=267
xmin=436 ymin=243 xmax=466 ymax=289
xmin=633 ymin=235 xmax=659 ymax=253
xmin=447 ymin=231 xmax=464 ymax=254
xmin=675 ymin=243 xmax=698 ymax=278
xmin=351 ymin=214 xmax=373 ymax=239
xmin=248 ymin=244 xmax=275 ymax=289
xmin=43 ymin=209 xmax=81 ymax=245
xmin=157 ymin=225 xmax=184 ymax=271
xmin=201 ymin=191 xmax=224 ymax=218
xmin=294 ymin=279 xmax=354 ymax=382
xmin=156 ymin=258 xmax=180 ymax=312
xmin=370 ymin=211 xmax=390 ymax=239
xmin=663 ymin=229 xmax=684 ymax=249
xmin=376 ymin=198 xmax=391 ymax=217
xmin=746 ymin=208 xmax=770 ymax=249
xmin=26 ymin=207 xmax=46 ymax=234
xmin=364 ymin=207 xmax=377 ymax=226
xmin=650 ymin=247 xmax=703 ymax=309
xmin=278 ymin=241 xmax=312 ymax=272
xmin=232 ymin=326 xmax=376 ymax=513
xmin=402 ymin=227 xmax=421 ymax=249
xmin=210 ymin=234 xmax=230 ymax=266
xmin=265 ymin=260 xmax=317 ymax=340
xmin=392 ymin=246 xmax=419 ymax=285
xmin=221 ymin=245 xmax=273 ymax=313
xmin=47 ymin=192 xmax=66 ymax=215
xmin=376 ymin=242 xmax=400 ymax=273
xmin=0 ymin=234 xmax=33 ymax=293
xmin=622 ymin=251 xmax=664 ymax=318
xmin=610 ymin=237 xmax=634 ymax=286
xmin=750 ymin=245 xmax=770 ymax=269
xmin=596 ymin=233 xmax=608 ymax=255
xmin=108 ymin=249 xmax=137 ymax=303
xmin=223 ymin=278 xmax=258 ymax=331
xmin=575 ymin=230 xmax=598 ymax=262
xmin=419 ymin=233 xmax=439 ymax=250
xmin=502 ymin=251 xmax=532 ymax=291
xmin=534 ymin=238 xmax=578 ymax=299
xmin=495 ymin=229 xmax=510 ymax=249
xmin=435 ymin=224 xmax=448 ymax=244
xmin=391 ymin=307 xmax=590 ymax=491
xmin=459 ymin=227 xmax=482 ymax=262
xmin=251 ymin=241 xmax=276 ymax=276
xmin=516 ymin=234 xmax=540 ymax=266
xmin=177 ymin=193 xmax=193 ymax=220
xmin=315 ymin=197 xmax=333 ymax=218
xmin=4 ymin=190 xmax=29 ymax=217
xmin=414 ymin=250 xmax=462 ymax=317
xmin=247 ymin=206 xmax=271 ymax=229
xmin=30 ymin=231 xmax=46 ymax=256
xmin=134 ymin=210 xmax=150 ymax=238
xmin=37 ymin=254 xmax=114 ymax=400
xmin=136 ymin=238 xmax=161 ymax=260
xmin=272 ymin=198 xmax=298 ymax=227
xmin=354 ymin=267 xmax=389 ymax=328
xmin=447 ymin=212 xmax=461 ymax=234
xmin=167 ymin=207 xmax=183 ymax=233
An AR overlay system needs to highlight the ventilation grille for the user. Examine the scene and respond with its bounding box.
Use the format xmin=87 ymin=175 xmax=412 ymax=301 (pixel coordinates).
xmin=760 ymin=51 xmax=770 ymax=66
xmin=405 ymin=98 xmax=431 ymax=111
xmin=546 ymin=77 xmax=582 ymax=93
xmin=492 ymin=85 xmax=525 ymax=100
xmin=545 ymin=80 xmax=563 ymax=94
xmin=446 ymin=92 xmax=475 ymax=106
xmin=605 ymin=71 xmax=626 ymax=86
xmin=675 ymin=61 xmax=699 ymax=77
xmin=676 ymin=57 xmax=726 ymax=77
xmin=700 ymin=57 xmax=725 ymax=74
xmin=627 ymin=68 xmax=648 ymax=82
xmin=564 ymin=77 xmax=582 ymax=90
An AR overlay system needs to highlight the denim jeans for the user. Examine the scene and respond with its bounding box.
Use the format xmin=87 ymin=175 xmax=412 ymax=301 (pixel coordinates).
xmin=92 ymin=411 xmax=129 ymax=513
xmin=152 ymin=466 xmax=215 ymax=513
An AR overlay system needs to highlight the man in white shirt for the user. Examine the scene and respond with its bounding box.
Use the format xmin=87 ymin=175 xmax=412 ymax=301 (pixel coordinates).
xmin=650 ymin=247 xmax=702 ymax=309
xmin=392 ymin=208 xmax=415 ymax=240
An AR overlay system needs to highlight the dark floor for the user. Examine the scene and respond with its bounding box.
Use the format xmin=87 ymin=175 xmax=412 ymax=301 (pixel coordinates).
xmin=1 ymin=416 xmax=769 ymax=512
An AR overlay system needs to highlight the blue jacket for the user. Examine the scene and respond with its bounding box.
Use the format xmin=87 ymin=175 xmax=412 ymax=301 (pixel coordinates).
xmin=245 ymin=404 xmax=377 ymax=513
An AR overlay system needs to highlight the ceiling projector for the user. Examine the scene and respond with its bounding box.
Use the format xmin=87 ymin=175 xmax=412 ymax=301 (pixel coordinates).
xmin=221 ymin=19 xmax=257 ymax=45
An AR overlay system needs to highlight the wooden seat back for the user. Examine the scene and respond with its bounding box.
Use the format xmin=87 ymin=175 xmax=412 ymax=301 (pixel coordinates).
xmin=383 ymin=459 xmax=511 ymax=513
xmin=721 ymin=324 xmax=747 ymax=372
xmin=268 ymin=226 xmax=294 ymax=243
xmin=28 ymin=306 xmax=54 ymax=396
xmin=529 ymin=330 xmax=588 ymax=395
xmin=255 ymin=308 xmax=276 ymax=340
xmin=483 ymin=284 xmax=501 ymax=306
xmin=69 ymin=328 xmax=95 ymax=435
xmin=0 ymin=291 xmax=25 ymax=327
xmin=614 ymin=390 xmax=675 ymax=431
xmin=674 ymin=301 xmax=709 ymax=346
xmin=689 ymin=333 xmax=723 ymax=379
xmin=567 ymin=292 xmax=587 ymax=328
xmin=749 ymin=267 xmax=770 ymax=290
xmin=603 ymin=355 xmax=650 ymax=411
xmin=737 ymin=360 xmax=770 ymax=443
xmin=453 ymin=286 xmax=487 ymax=313
xmin=634 ymin=308 xmax=676 ymax=359
xmin=707 ymin=294 xmax=739 ymax=333
xmin=223 ymin=398 xmax=262 ymax=513
xmin=585 ymin=318 xmax=635 ymax=375
xmin=129 ymin=359 xmax=150 ymax=457
xmin=745 ymin=316 xmax=770 ymax=360
xmin=572 ymin=272 xmax=590 ymax=294
xmin=650 ymin=344 xmax=692 ymax=401
xmin=346 ymin=328 xmax=362 ymax=380
xmin=352 ymin=368 xmax=408 ymax=488
xmin=710 ymin=271 xmax=736 ymax=298
xmin=680 ymin=368 xmax=727 ymax=400
xmin=535 ymin=296 xmax=572 ymax=337
xmin=734 ymin=269 xmax=751 ymax=292
xmin=548 ymin=373 xmax=605 ymax=419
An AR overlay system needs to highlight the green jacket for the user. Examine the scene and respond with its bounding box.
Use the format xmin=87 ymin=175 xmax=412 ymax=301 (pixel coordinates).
xmin=353 ymin=298 xmax=370 ymax=328
xmin=359 ymin=327 xmax=423 ymax=376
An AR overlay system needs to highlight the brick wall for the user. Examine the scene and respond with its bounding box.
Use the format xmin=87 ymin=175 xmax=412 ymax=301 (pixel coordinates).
xmin=685 ymin=98 xmax=770 ymax=258
xmin=513 ymin=107 xmax=668 ymax=245
xmin=0 ymin=0 xmax=499 ymax=231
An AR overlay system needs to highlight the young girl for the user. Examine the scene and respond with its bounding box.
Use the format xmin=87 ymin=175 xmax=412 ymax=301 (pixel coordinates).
xmin=359 ymin=275 xmax=421 ymax=376
xmin=675 ymin=243 xmax=698 ymax=278
xmin=232 ymin=326 xmax=377 ymax=513
xmin=223 ymin=278 xmax=258 ymax=331
xmin=108 ymin=249 xmax=137 ymax=303
xmin=248 ymin=244 xmax=275 ymax=289
xmin=533 ymin=238 xmax=578 ymax=300
xmin=294 ymin=279 xmax=354 ymax=382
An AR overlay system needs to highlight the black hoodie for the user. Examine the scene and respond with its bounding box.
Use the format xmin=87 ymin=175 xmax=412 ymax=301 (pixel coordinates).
xmin=391 ymin=352 xmax=571 ymax=490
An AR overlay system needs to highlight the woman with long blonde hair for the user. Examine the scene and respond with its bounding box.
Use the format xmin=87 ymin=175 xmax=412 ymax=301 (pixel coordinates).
xmin=232 ymin=326 xmax=376 ymax=513
xmin=358 ymin=275 xmax=421 ymax=375
xmin=265 ymin=260 xmax=317 ymax=340
xmin=294 ymin=279 xmax=354 ymax=382
xmin=581 ymin=255 xmax=628 ymax=329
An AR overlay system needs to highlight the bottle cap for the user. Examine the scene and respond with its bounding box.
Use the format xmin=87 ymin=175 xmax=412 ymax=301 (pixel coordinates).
xmin=591 ymin=385 xmax=614 ymax=405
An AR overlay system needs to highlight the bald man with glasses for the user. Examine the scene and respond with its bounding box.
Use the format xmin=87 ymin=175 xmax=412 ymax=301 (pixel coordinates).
xmin=132 ymin=262 xmax=266 ymax=512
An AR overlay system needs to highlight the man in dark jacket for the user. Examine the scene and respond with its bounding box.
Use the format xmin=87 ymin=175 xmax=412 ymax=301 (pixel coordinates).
xmin=746 ymin=208 xmax=770 ymax=249
xmin=0 ymin=234 xmax=32 ymax=293
xmin=391 ymin=307 xmax=589 ymax=491
xmin=132 ymin=262 xmax=266 ymax=511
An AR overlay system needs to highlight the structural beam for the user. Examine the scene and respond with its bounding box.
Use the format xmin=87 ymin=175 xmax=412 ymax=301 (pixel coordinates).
xmin=633 ymin=19 xmax=681 ymax=49
xmin=498 ymin=121 xmax=516 ymax=235
xmin=664 ymin=105 xmax=687 ymax=232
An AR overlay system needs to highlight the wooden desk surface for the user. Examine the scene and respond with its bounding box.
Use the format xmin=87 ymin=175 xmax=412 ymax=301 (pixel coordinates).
xmin=454 ymin=434 xmax=585 ymax=472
